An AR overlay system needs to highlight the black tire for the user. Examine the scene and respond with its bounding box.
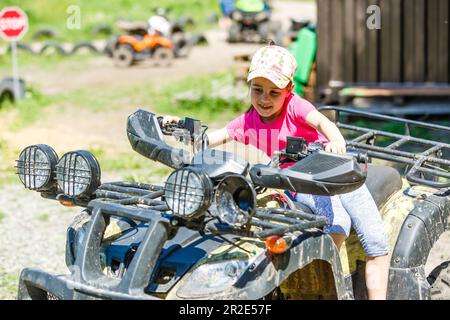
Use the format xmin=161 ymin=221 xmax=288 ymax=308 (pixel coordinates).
xmin=274 ymin=30 xmax=288 ymax=47
xmin=71 ymin=41 xmax=99 ymax=55
xmin=428 ymin=260 xmax=450 ymax=300
xmin=103 ymin=35 xmax=119 ymax=57
xmin=152 ymin=47 xmax=174 ymax=67
xmin=177 ymin=16 xmax=195 ymax=28
xmin=257 ymin=22 xmax=270 ymax=43
xmin=0 ymin=77 xmax=26 ymax=104
xmin=172 ymin=32 xmax=189 ymax=58
xmin=227 ymin=23 xmax=241 ymax=43
xmin=0 ymin=90 xmax=14 ymax=106
xmin=39 ymin=42 xmax=68 ymax=56
xmin=206 ymin=12 xmax=219 ymax=24
xmin=9 ymin=42 xmax=36 ymax=54
xmin=32 ymin=27 xmax=58 ymax=41
xmin=91 ymin=24 xmax=113 ymax=36
xmin=113 ymin=44 xmax=135 ymax=67
xmin=425 ymin=231 xmax=450 ymax=300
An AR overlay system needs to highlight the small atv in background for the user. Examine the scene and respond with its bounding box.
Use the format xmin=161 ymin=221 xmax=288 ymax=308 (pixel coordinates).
xmin=226 ymin=1 xmax=282 ymax=44
xmin=111 ymin=20 xmax=174 ymax=68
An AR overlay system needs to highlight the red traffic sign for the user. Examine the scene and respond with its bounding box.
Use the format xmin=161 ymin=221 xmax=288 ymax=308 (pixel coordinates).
xmin=0 ymin=7 xmax=28 ymax=42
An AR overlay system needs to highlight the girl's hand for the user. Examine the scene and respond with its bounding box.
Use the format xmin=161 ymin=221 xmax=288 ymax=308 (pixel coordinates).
xmin=325 ymin=141 xmax=347 ymax=154
xmin=161 ymin=115 xmax=180 ymax=127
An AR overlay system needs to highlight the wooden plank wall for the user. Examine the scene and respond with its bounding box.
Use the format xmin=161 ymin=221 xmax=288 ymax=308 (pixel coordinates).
xmin=316 ymin=0 xmax=450 ymax=91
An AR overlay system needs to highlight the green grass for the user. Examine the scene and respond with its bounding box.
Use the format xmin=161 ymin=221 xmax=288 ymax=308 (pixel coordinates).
xmin=0 ymin=51 xmax=94 ymax=73
xmin=0 ymin=271 xmax=19 ymax=300
xmin=36 ymin=213 xmax=49 ymax=222
xmin=0 ymin=211 xmax=5 ymax=223
xmin=0 ymin=139 xmax=19 ymax=187
xmin=0 ymin=86 xmax=55 ymax=131
xmin=2 ymin=0 xmax=220 ymax=43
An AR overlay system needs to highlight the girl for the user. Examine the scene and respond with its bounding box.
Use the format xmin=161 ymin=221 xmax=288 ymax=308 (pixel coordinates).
xmin=162 ymin=45 xmax=389 ymax=300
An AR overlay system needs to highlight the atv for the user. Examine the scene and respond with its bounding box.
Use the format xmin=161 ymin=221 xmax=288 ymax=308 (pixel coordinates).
xmin=226 ymin=3 xmax=281 ymax=44
xmin=110 ymin=20 xmax=174 ymax=68
xmin=106 ymin=9 xmax=204 ymax=67
xmin=15 ymin=107 xmax=449 ymax=300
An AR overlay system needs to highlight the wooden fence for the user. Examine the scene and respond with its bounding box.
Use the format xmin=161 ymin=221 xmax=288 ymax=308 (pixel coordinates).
xmin=316 ymin=0 xmax=450 ymax=103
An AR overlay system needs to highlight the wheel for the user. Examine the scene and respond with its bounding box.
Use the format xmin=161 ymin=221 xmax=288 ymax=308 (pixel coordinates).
xmin=172 ymin=32 xmax=189 ymax=58
xmin=71 ymin=41 xmax=99 ymax=55
xmin=0 ymin=90 xmax=14 ymax=106
xmin=257 ymin=22 xmax=270 ymax=43
xmin=227 ymin=23 xmax=241 ymax=43
xmin=39 ymin=42 xmax=68 ymax=56
xmin=428 ymin=261 xmax=450 ymax=300
xmin=113 ymin=44 xmax=135 ymax=67
xmin=152 ymin=47 xmax=174 ymax=67
xmin=103 ymin=35 xmax=119 ymax=57
xmin=425 ymin=231 xmax=450 ymax=300
xmin=274 ymin=30 xmax=288 ymax=47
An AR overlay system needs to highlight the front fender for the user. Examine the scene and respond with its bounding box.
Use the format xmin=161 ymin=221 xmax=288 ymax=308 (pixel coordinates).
xmin=167 ymin=232 xmax=351 ymax=300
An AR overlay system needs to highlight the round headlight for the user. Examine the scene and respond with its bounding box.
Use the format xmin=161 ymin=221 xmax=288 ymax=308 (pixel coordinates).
xmin=16 ymin=144 xmax=58 ymax=191
xmin=164 ymin=167 xmax=213 ymax=219
xmin=214 ymin=175 xmax=256 ymax=227
xmin=56 ymin=150 xmax=101 ymax=197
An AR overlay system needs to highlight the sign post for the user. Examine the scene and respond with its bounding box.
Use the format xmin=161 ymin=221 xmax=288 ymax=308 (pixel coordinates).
xmin=0 ymin=7 xmax=29 ymax=101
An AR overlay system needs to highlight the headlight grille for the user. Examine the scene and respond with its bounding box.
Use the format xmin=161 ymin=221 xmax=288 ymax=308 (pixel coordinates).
xmin=15 ymin=144 xmax=57 ymax=190
xmin=164 ymin=168 xmax=212 ymax=218
xmin=56 ymin=151 xmax=100 ymax=197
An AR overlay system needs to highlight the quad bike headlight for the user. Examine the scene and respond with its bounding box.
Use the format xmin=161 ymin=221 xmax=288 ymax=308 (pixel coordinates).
xmin=16 ymin=144 xmax=58 ymax=191
xmin=164 ymin=167 xmax=213 ymax=219
xmin=177 ymin=259 xmax=251 ymax=297
xmin=214 ymin=175 xmax=256 ymax=227
xmin=56 ymin=150 xmax=101 ymax=197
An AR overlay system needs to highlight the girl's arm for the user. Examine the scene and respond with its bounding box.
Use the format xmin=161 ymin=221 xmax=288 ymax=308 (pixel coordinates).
xmin=207 ymin=127 xmax=233 ymax=148
xmin=305 ymin=110 xmax=347 ymax=154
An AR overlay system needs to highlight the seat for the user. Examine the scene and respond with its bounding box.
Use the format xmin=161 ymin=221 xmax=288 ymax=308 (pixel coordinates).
xmin=365 ymin=164 xmax=403 ymax=209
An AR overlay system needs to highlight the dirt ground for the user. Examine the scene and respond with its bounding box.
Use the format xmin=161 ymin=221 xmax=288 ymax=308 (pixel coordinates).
xmin=0 ymin=1 xmax=449 ymax=300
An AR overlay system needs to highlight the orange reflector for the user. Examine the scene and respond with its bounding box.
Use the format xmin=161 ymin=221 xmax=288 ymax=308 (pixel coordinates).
xmin=59 ymin=200 xmax=74 ymax=207
xmin=265 ymin=235 xmax=288 ymax=254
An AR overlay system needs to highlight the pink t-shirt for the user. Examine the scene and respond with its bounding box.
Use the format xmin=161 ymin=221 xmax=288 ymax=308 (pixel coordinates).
xmin=226 ymin=92 xmax=328 ymax=158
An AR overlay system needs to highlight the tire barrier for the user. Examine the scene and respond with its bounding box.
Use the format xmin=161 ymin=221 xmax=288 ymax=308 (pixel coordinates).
xmin=4 ymin=40 xmax=108 ymax=56
xmin=31 ymin=27 xmax=59 ymax=41
xmin=0 ymin=77 xmax=26 ymax=105
xmin=1 ymin=32 xmax=207 ymax=58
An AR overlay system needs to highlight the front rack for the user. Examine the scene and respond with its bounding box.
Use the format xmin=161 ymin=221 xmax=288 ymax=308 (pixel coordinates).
xmin=319 ymin=106 xmax=450 ymax=189
xmin=93 ymin=181 xmax=328 ymax=238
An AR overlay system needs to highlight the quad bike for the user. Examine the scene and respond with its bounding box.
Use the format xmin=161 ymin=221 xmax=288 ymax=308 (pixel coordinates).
xmin=106 ymin=11 xmax=204 ymax=67
xmin=227 ymin=7 xmax=282 ymax=44
xmin=110 ymin=21 xmax=174 ymax=68
xmin=15 ymin=107 xmax=449 ymax=300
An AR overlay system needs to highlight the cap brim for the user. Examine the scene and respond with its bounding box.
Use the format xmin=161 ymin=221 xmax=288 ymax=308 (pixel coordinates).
xmin=247 ymin=69 xmax=290 ymax=89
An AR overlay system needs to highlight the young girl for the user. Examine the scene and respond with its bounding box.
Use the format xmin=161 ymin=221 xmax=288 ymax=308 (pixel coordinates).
xmin=162 ymin=45 xmax=389 ymax=300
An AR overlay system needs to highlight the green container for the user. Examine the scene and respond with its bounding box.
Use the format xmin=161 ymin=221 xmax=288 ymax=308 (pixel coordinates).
xmin=289 ymin=28 xmax=317 ymax=96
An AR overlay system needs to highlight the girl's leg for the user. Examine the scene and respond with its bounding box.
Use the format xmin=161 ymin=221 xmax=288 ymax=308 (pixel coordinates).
xmin=338 ymin=185 xmax=389 ymax=300
xmin=294 ymin=193 xmax=351 ymax=249
xmin=366 ymin=255 xmax=389 ymax=300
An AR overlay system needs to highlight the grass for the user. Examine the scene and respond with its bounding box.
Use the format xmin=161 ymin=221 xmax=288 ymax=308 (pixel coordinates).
xmin=36 ymin=213 xmax=49 ymax=222
xmin=0 ymin=50 xmax=95 ymax=74
xmin=0 ymin=211 xmax=5 ymax=223
xmin=1 ymin=0 xmax=220 ymax=43
xmin=0 ymin=271 xmax=19 ymax=300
